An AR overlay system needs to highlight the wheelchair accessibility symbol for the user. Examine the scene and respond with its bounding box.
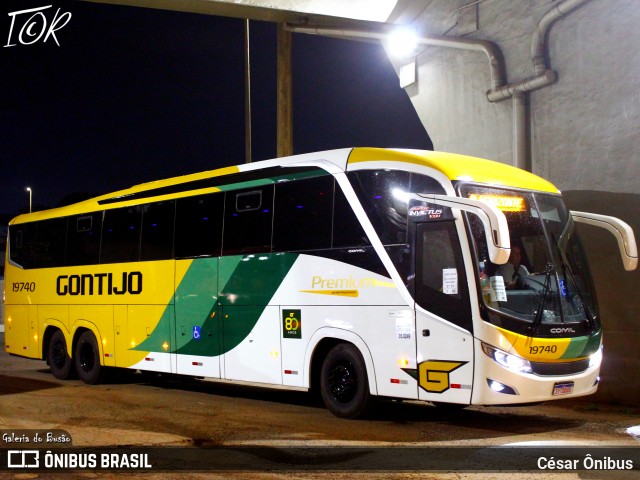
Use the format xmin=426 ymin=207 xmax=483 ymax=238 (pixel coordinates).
xmin=193 ymin=326 xmax=201 ymax=340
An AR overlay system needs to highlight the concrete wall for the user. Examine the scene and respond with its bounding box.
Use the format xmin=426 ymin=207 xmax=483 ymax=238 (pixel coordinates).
xmin=563 ymin=191 xmax=640 ymax=404
xmin=393 ymin=0 xmax=640 ymax=404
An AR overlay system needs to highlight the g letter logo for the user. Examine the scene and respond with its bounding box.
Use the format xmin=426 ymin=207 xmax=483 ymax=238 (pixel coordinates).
xmin=418 ymin=360 xmax=467 ymax=393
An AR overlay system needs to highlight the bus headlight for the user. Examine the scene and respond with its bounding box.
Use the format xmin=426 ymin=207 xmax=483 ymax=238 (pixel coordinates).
xmin=482 ymin=342 xmax=533 ymax=374
xmin=589 ymin=345 xmax=603 ymax=369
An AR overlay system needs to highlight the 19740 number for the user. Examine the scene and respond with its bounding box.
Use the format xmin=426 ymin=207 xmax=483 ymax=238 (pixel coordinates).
xmin=12 ymin=282 xmax=36 ymax=293
xmin=529 ymin=345 xmax=557 ymax=355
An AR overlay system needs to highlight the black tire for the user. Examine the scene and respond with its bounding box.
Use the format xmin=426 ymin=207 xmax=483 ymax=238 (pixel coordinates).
xmin=48 ymin=330 xmax=75 ymax=380
xmin=75 ymin=330 xmax=104 ymax=385
xmin=320 ymin=343 xmax=374 ymax=419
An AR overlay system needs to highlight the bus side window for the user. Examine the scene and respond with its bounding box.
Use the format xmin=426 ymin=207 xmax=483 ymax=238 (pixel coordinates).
xmin=10 ymin=219 xmax=67 ymax=269
xmin=223 ymin=185 xmax=274 ymax=255
xmin=415 ymin=221 xmax=472 ymax=332
xmin=66 ymin=213 xmax=102 ymax=266
xmin=100 ymin=206 xmax=142 ymax=264
xmin=175 ymin=193 xmax=224 ymax=258
xmin=34 ymin=218 xmax=67 ymax=268
xmin=140 ymin=200 xmax=175 ymax=261
xmin=273 ymin=176 xmax=334 ymax=252
xmin=409 ymin=173 xmax=447 ymax=196
xmin=9 ymin=223 xmax=36 ymax=268
xmin=347 ymin=170 xmax=411 ymax=246
xmin=333 ymin=184 xmax=370 ymax=248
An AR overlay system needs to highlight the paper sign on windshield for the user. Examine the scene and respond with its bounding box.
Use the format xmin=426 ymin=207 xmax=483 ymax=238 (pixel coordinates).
xmin=443 ymin=268 xmax=458 ymax=295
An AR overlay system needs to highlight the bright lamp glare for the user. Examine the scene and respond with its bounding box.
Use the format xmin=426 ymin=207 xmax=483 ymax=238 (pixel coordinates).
xmin=392 ymin=188 xmax=410 ymax=202
xmin=489 ymin=380 xmax=506 ymax=392
xmin=482 ymin=342 xmax=533 ymax=374
xmin=589 ymin=345 xmax=603 ymax=369
xmin=387 ymin=28 xmax=418 ymax=58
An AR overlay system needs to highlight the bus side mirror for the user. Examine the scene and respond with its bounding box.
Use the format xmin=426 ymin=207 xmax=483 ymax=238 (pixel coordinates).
xmin=571 ymin=211 xmax=638 ymax=271
xmin=411 ymin=194 xmax=511 ymax=265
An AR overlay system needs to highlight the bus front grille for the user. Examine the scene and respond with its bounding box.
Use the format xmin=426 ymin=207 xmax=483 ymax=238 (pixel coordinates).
xmin=530 ymin=359 xmax=591 ymax=376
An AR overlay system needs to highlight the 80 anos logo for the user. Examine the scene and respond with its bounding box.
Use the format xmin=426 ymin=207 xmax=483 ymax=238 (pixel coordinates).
xmin=282 ymin=310 xmax=301 ymax=339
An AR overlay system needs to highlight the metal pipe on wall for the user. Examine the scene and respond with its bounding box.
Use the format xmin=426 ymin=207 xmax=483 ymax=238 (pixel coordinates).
xmin=487 ymin=0 xmax=591 ymax=102
xmin=532 ymin=0 xmax=593 ymax=75
xmin=487 ymin=0 xmax=592 ymax=170
xmin=513 ymin=91 xmax=528 ymax=171
xmin=284 ymin=24 xmax=507 ymax=90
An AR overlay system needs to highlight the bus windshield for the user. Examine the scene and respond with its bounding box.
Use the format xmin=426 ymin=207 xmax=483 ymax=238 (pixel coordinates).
xmin=459 ymin=185 xmax=599 ymax=335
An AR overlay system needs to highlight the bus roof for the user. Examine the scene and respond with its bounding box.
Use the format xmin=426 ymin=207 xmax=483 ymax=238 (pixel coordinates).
xmin=347 ymin=148 xmax=560 ymax=194
xmin=10 ymin=147 xmax=559 ymax=224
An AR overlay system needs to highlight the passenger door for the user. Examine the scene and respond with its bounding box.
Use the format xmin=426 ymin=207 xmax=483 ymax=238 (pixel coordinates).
xmin=414 ymin=221 xmax=474 ymax=405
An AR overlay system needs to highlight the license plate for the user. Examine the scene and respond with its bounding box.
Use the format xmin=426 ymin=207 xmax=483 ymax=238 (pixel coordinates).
xmin=553 ymin=381 xmax=574 ymax=396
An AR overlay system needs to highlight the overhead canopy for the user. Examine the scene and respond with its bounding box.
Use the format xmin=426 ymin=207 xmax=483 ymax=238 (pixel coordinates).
xmin=80 ymin=0 xmax=423 ymax=26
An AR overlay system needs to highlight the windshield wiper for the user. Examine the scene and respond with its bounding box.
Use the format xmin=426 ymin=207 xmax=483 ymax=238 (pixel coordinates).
xmin=552 ymin=233 xmax=597 ymax=329
xmin=530 ymin=263 xmax=554 ymax=334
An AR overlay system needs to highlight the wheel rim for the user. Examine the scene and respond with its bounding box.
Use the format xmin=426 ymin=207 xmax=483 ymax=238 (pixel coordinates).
xmin=51 ymin=341 xmax=67 ymax=369
xmin=328 ymin=361 xmax=357 ymax=403
xmin=78 ymin=341 xmax=95 ymax=373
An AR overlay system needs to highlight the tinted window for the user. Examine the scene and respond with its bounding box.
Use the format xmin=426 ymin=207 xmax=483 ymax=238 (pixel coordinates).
xmin=9 ymin=220 xmax=66 ymax=269
xmin=410 ymin=172 xmax=447 ymax=195
xmin=36 ymin=218 xmax=68 ymax=268
xmin=273 ymin=176 xmax=334 ymax=252
xmin=140 ymin=200 xmax=175 ymax=261
xmin=332 ymin=184 xmax=370 ymax=248
xmin=66 ymin=213 xmax=102 ymax=266
xmin=175 ymin=193 xmax=224 ymax=258
xmin=347 ymin=171 xmax=447 ymax=246
xmin=101 ymin=206 xmax=142 ymax=263
xmin=9 ymin=223 xmax=34 ymax=268
xmin=223 ymin=186 xmax=274 ymax=255
xmin=348 ymin=170 xmax=411 ymax=245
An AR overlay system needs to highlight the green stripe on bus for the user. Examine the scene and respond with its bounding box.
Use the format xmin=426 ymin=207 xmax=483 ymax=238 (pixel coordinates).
xmin=561 ymin=330 xmax=602 ymax=359
xmin=561 ymin=336 xmax=588 ymax=359
xmin=215 ymin=170 xmax=328 ymax=192
xmin=134 ymin=253 xmax=299 ymax=356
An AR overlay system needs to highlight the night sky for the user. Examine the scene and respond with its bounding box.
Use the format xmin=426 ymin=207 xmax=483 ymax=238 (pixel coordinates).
xmin=1 ymin=0 xmax=431 ymax=219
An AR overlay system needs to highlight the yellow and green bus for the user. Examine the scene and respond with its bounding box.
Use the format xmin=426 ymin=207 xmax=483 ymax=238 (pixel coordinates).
xmin=4 ymin=148 xmax=637 ymax=418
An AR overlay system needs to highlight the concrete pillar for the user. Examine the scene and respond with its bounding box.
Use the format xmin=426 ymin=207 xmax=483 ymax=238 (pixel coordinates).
xmin=244 ymin=19 xmax=252 ymax=163
xmin=277 ymin=23 xmax=293 ymax=157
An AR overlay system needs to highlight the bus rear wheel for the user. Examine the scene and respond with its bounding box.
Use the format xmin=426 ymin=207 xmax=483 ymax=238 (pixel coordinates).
xmin=48 ymin=330 xmax=75 ymax=380
xmin=320 ymin=343 xmax=374 ymax=419
xmin=75 ymin=331 xmax=104 ymax=385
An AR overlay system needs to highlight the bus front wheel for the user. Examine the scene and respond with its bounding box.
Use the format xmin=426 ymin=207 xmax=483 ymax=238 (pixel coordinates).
xmin=75 ymin=331 xmax=104 ymax=385
xmin=48 ymin=330 xmax=75 ymax=380
xmin=320 ymin=343 xmax=374 ymax=419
